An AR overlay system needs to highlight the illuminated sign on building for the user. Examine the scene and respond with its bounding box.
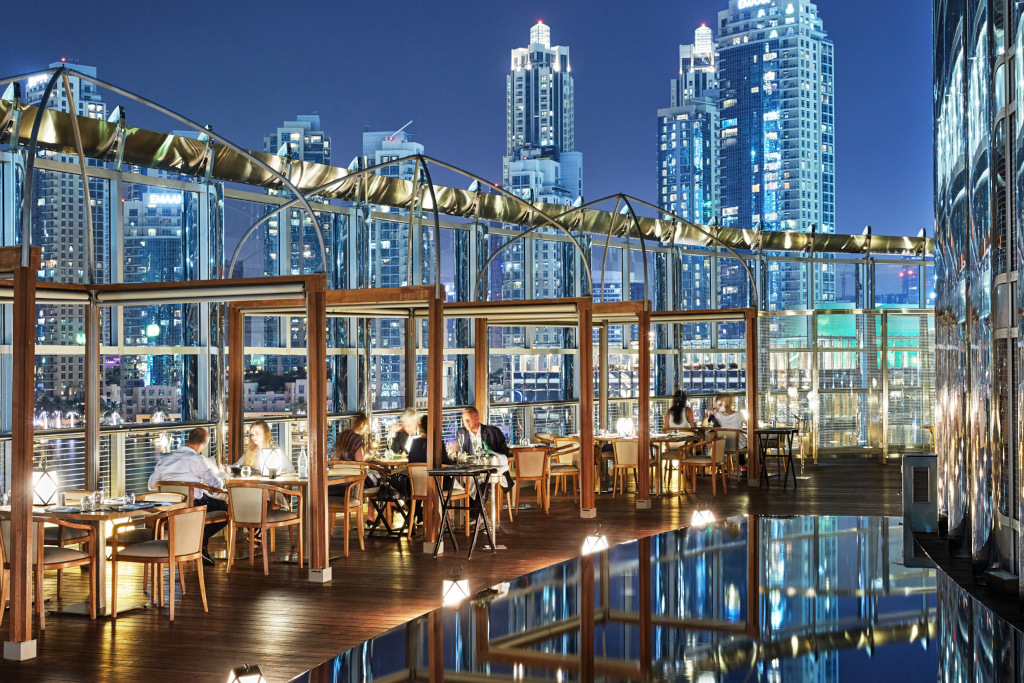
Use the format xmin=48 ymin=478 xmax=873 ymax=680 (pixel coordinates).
xmin=737 ymin=0 xmax=772 ymax=9
xmin=144 ymin=193 xmax=183 ymax=206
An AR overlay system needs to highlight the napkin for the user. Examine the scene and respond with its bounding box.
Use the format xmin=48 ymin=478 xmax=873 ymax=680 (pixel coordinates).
xmin=119 ymin=502 xmax=158 ymax=511
xmin=48 ymin=506 xmax=82 ymax=514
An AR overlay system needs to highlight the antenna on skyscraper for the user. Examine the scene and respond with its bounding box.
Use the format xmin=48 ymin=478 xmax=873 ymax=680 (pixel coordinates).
xmin=387 ymin=121 xmax=413 ymax=140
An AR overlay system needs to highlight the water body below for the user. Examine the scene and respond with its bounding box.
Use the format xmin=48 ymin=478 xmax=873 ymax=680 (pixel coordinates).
xmin=293 ymin=516 xmax=1017 ymax=682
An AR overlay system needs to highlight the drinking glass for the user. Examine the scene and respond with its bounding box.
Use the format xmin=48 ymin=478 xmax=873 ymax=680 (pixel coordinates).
xmin=520 ymin=438 xmax=530 ymax=446
xmin=125 ymin=492 xmax=136 ymax=506
xmin=241 ymin=465 xmax=252 ymax=478
xmin=0 ymin=490 xmax=10 ymax=506
xmin=82 ymin=494 xmax=95 ymax=512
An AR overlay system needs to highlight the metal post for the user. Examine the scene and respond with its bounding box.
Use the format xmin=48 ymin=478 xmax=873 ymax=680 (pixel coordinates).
xmin=881 ymin=311 xmax=889 ymax=462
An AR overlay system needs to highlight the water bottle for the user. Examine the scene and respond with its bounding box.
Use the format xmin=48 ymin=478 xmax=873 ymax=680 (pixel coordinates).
xmin=298 ymin=446 xmax=309 ymax=479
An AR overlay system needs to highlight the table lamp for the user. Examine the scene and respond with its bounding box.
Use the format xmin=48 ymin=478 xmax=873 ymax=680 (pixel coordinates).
xmin=261 ymin=448 xmax=283 ymax=478
xmin=616 ymin=417 xmax=634 ymax=438
xmin=33 ymin=462 xmax=59 ymax=506
xmin=226 ymin=664 xmax=266 ymax=683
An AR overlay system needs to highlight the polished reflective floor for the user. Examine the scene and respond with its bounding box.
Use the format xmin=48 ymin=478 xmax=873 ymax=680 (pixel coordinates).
xmin=295 ymin=516 xmax=953 ymax=682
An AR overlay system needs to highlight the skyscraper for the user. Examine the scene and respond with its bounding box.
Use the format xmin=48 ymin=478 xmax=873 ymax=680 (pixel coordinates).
xmin=259 ymin=115 xmax=333 ymax=374
xmin=504 ymin=20 xmax=582 ymax=204
xmin=363 ymin=128 xmax=425 ymax=410
xmin=658 ymin=24 xmax=719 ymax=224
xmin=715 ymin=0 xmax=835 ymax=309
xmin=25 ymin=62 xmax=108 ymax=408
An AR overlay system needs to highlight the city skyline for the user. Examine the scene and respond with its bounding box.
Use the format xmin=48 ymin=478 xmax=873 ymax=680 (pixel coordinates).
xmin=1 ymin=1 xmax=931 ymax=238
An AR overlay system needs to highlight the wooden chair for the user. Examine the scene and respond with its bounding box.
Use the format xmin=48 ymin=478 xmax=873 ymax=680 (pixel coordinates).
xmin=513 ymin=448 xmax=551 ymax=513
xmin=712 ymin=427 xmax=747 ymax=476
xmin=533 ymin=432 xmax=557 ymax=447
xmin=659 ymin=429 xmax=696 ymax=492
xmin=611 ymin=440 xmax=640 ymax=497
xmin=110 ymin=506 xmax=208 ymax=622
xmin=548 ymin=440 xmax=580 ymax=503
xmin=328 ymin=467 xmax=366 ymax=557
xmin=1 ymin=514 xmax=97 ymax=629
xmin=106 ymin=492 xmax=187 ymax=594
xmin=678 ymin=437 xmax=728 ymax=497
xmin=156 ymin=480 xmax=229 ymax=538
xmin=45 ymin=489 xmax=93 ymax=598
xmin=226 ymin=482 xmax=303 ymax=574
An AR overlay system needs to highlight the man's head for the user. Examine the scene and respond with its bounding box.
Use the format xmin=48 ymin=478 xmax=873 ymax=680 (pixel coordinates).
xmin=185 ymin=427 xmax=210 ymax=452
xmin=461 ymin=407 xmax=481 ymax=432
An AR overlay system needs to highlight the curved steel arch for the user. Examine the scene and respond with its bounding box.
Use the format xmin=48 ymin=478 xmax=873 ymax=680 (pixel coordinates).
xmin=17 ymin=68 xmax=63 ymax=268
xmin=64 ymin=69 xmax=329 ymax=273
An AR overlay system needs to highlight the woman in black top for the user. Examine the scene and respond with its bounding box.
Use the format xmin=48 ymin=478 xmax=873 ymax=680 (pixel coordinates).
xmin=407 ymin=414 xmax=455 ymax=465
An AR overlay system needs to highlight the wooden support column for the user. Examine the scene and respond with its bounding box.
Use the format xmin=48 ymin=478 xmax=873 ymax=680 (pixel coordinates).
xmin=638 ymin=537 xmax=652 ymax=679
xmin=84 ymin=301 xmax=100 ymax=491
xmin=405 ymin=313 xmax=417 ymax=407
xmin=636 ymin=307 xmax=651 ymax=509
xmin=227 ymin=304 xmax=244 ymax=465
xmin=474 ymin=317 xmax=488 ymax=418
xmin=745 ymin=308 xmax=760 ymax=486
xmin=424 ymin=294 xmax=443 ymax=552
xmin=306 ymin=275 xmax=330 ymax=580
xmin=598 ymin=324 xmax=609 ymax=432
xmin=579 ymin=553 xmax=595 ymax=682
xmin=579 ymin=300 xmax=596 ymax=517
xmin=5 ymin=262 xmax=36 ymax=659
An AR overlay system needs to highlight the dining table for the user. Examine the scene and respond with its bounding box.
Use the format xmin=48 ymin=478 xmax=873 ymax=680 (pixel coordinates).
xmin=593 ymin=432 xmax=704 ymax=495
xmin=23 ymin=499 xmax=186 ymax=617
xmin=225 ymin=470 xmax=365 ymax=562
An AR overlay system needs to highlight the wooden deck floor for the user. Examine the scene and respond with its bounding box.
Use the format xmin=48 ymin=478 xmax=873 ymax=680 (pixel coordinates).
xmin=0 ymin=461 xmax=903 ymax=683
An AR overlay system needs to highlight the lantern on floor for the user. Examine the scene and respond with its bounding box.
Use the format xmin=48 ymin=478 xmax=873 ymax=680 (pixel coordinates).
xmin=581 ymin=524 xmax=608 ymax=555
xmin=32 ymin=460 xmax=59 ymax=506
xmin=615 ymin=417 xmax=634 ymax=437
xmin=261 ymin=448 xmax=283 ymax=478
xmin=226 ymin=664 xmax=266 ymax=683
xmin=442 ymin=565 xmax=470 ymax=606
xmin=691 ymin=509 xmax=715 ymax=528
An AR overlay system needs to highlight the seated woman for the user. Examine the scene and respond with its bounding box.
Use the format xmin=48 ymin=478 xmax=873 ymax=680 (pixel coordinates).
xmin=712 ymin=394 xmax=747 ymax=466
xmin=407 ymin=414 xmax=455 ymax=466
xmin=236 ymin=419 xmax=295 ymax=476
xmin=666 ymin=389 xmax=696 ymax=429
xmin=329 ymin=413 xmax=386 ymax=495
xmin=388 ymin=408 xmax=420 ymax=456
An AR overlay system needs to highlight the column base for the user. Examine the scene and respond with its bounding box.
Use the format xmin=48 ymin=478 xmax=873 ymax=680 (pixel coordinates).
xmin=635 ymin=499 xmax=652 ymax=510
xmin=579 ymin=508 xmax=597 ymax=519
xmin=4 ymin=640 xmax=37 ymax=661
xmin=308 ymin=567 xmax=333 ymax=583
xmin=423 ymin=541 xmax=443 ymax=554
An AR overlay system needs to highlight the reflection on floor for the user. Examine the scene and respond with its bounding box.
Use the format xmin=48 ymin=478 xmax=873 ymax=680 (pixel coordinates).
xmin=296 ymin=516 xmax=942 ymax=682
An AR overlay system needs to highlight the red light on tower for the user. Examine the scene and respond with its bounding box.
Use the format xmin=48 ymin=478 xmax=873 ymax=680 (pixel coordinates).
xmin=60 ymin=57 xmax=66 ymax=62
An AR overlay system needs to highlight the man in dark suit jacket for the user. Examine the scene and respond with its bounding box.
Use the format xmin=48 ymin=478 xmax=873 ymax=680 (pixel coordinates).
xmin=449 ymin=407 xmax=513 ymax=492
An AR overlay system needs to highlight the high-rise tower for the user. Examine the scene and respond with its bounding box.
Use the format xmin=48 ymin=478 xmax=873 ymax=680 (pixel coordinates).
xmin=504 ymin=20 xmax=582 ymax=203
xmin=716 ymin=0 xmax=835 ymax=309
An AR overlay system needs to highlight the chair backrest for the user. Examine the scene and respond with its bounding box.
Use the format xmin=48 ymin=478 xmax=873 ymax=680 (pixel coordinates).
xmin=63 ymin=490 xmax=94 ymax=505
xmin=166 ymin=506 xmax=207 ymax=557
xmin=514 ymin=449 xmax=549 ymax=478
xmin=139 ymin=492 xmax=186 ymax=503
xmin=711 ymin=437 xmax=725 ymax=463
xmin=407 ymin=463 xmax=430 ymax=500
xmin=347 ymin=478 xmax=365 ymax=506
xmin=613 ymin=440 xmax=639 ymax=466
xmin=0 ymin=516 xmax=40 ymax=565
xmin=534 ymin=432 xmax=557 ymax=446
xmin=227 ymin=484 xmax=268 ymax=524
xmin=156 ymin=481 xmax=195 ymax=501
xmin=553 ymin=438 xmax=580 ymax=466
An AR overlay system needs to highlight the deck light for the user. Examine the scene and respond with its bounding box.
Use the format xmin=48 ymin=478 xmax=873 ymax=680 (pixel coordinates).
xmin=691 ymin=509 xmax=715 ymax=527
xmin=443 ymin=565 xmax=470 ymax=606
xmin=582 ymin=524 xmax=608 ymax=555
xmin=227 ymin=664 xmax=267 ymax=683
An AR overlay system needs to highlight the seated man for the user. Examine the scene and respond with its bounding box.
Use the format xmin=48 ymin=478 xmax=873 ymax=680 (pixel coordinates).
xmin=148 ymin=426 xmax=225 ymax=565
xmin=448 ymin=408 xmax=514 ymax=495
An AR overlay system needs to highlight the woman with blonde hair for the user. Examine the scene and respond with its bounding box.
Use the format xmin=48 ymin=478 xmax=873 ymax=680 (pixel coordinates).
xmin=237 ymin=419 xmax=295 ymax=475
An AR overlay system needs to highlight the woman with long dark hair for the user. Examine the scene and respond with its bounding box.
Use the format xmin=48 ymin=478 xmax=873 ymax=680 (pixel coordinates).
xmin=666 ymin=389 xmax=695 ymax=429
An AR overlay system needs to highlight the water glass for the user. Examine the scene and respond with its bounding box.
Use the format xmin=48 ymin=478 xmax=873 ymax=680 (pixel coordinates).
xmin=82 ymin=494 xmax=95 ymax=513
xmin=241 ymin=465 xmax=252 ymax=478
xmin=0 ymin=490 xmax=10 ymax=506
xmin=125 ymin=492 xmax=136 ymax=506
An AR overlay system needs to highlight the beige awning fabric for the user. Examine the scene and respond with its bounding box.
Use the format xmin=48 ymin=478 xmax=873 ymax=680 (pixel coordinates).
xmin=0 ymin=98 xmax=933 ymax=257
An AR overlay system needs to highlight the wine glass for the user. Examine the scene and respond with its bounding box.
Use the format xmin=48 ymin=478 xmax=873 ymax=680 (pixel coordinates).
xmin=241 ymin=465 xmax=252 ymax=478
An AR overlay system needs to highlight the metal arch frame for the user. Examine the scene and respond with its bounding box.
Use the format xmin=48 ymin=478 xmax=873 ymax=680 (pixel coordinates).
xmin=617 ymin=194 xmax=760 ymax=310
xmin=0 ymin=67 xmax=329 ymax=274
xmin=225 ymin=154 xmax=591 ymax=302
xmin=16 ymin=69 xmax=61 ymax=268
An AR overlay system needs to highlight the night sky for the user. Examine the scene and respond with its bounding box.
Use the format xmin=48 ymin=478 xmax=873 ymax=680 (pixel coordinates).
xmin=2 ymin=0 xmax=932 ymax=237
